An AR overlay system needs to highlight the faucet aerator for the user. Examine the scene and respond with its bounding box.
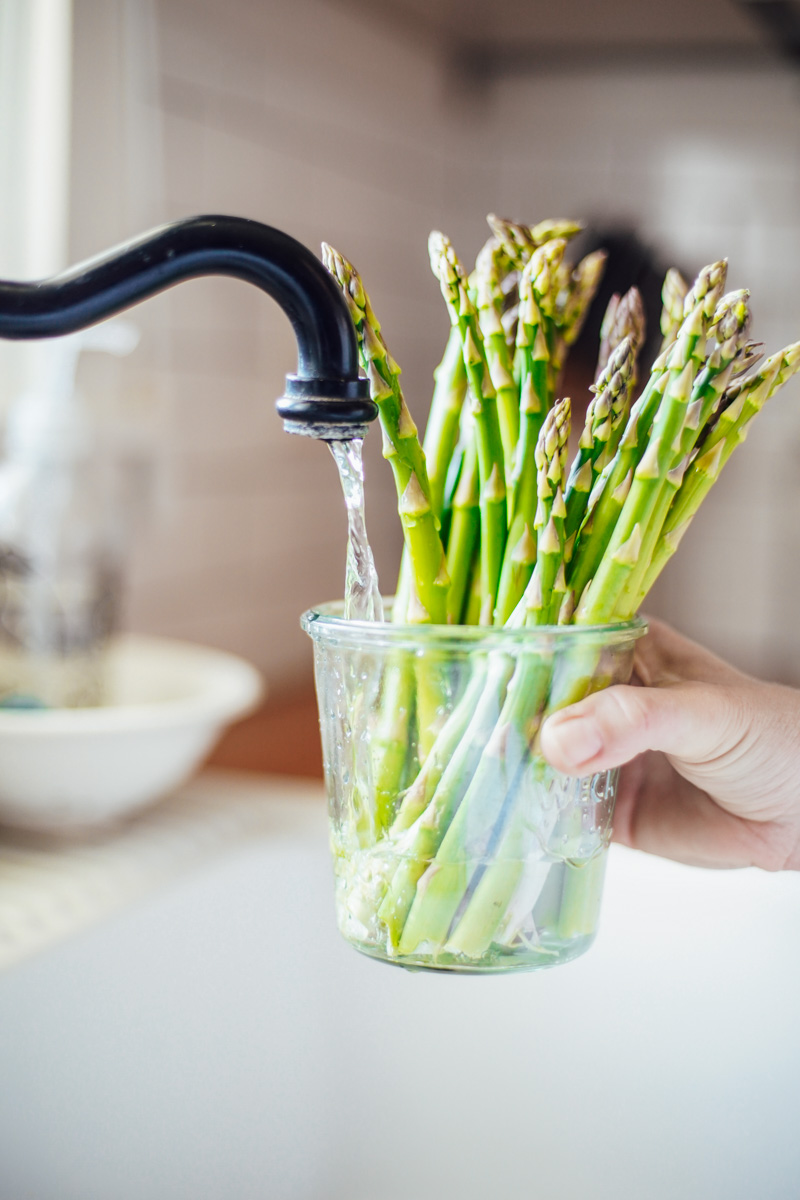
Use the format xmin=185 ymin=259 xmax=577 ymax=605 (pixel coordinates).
xmin=276 ymin=374 xmax=376 ymax=440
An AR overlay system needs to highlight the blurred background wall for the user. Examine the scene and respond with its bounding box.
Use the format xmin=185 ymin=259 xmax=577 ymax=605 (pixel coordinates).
xmin=69 ymin=0 xmax=463 ymax=689
xmin=18 ymin=0 xmax=800 ymax=690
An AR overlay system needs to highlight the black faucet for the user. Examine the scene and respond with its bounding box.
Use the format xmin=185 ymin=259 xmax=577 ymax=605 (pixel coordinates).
xmin=0 ymin=214 xmax=376 ymax=439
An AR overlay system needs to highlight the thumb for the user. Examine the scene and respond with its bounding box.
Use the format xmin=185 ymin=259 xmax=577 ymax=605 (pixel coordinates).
xmin=539 ymin=680 xmax=746 ymax=775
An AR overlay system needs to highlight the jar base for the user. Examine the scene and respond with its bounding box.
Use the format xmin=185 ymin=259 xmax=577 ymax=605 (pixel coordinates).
xmin=344 ymin=932 xmax=597 ymax=975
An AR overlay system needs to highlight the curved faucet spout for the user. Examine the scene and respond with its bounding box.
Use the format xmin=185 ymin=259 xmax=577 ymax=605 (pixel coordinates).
xmin=0 ymin=215 xmax=375 ymax=437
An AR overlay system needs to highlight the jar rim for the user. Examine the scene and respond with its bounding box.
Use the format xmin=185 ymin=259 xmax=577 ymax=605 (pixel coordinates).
xmin=301 ymin=599 xmax=648 ymax=651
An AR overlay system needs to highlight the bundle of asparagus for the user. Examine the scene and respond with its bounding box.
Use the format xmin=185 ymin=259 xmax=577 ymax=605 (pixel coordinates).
xmin=314 ymin=217 xmax=799 ymax=971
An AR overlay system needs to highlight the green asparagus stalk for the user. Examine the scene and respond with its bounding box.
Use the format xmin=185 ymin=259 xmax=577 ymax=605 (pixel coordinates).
xmin=463 ymin=548 xmax=484 ymax=625
xmin=388 ymin=660 xmax=491 ymax=834
xmin=393 ymin=397 xmax=570 ymax=953
xmin=501 ymin=299 xmax=520 ymax=351
xmin=421 ymin=327 xmax=468 ymax=521
xmin=529 ymin=238 xmax=570 ymax=396
xmin=706 ymin=339 xmax=800 ymax=454
xmin=499 ymin=397 xmax=571 ymax=628
xmin=729 ymin=342 xmax=764 ymax=380
xmin=552 ymin=250 xmax=608 ymax=379
xmin=410 ymin=406 xmax=574 ymax=954
xmin=396 ymin=652 xmax=550 ymax=956
xmin=575 ymin=261 xmax=727 ymax=624
xmin=566 ymin=349 xmax=671 ymax=602
xmin=638 ymin=341 xmax=800 ymax=599
xmin=563 ymin=338 xmax=636 ymax=559
xmin=525 ymin=398 xmax=571 ymax=625
xmin=323 ymin=244 xmax=452 ymax=814
xmin=598 ymin=294 xmax=620 ymax=364
xmin=494 ymin=251 xmax=556 ymax=622
xmin=394 ymin=326 xmax=468 ymax=620
xmin=474 ymin=238 xmax=520 ymax=483
xmin=399 ymin=451 xmax=593 ymax=953
xmin=445 ymin=431 xmax=480 ymax=624
xmin=442 ymin=801 xmax=535 ymax=958
xmin=379 ymin=653 xmax=515 ymax=948
xmin=429 ymin=232 xmax=507 ymax=624
xmin=486 ymin=214 xmax=583 ymax=268
xmin=370 ymin=669 xmax=417 ymax=831
xmin=659 ymin=268 xmax=688 ymax=351
xmin=568 ymin=260 xmax=727 ymax=609
xmin=619 ymin=288 xmax=752 ymax=613
xmin=485 ymin=213 xmax=584 ymax=365
xmin=322 ymin=244 xmax=449 ymax=625
xmin=596 ymin=286 xmax=645 ymax=382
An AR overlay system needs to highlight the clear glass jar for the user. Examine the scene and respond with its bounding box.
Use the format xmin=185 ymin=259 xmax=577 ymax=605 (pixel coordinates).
xmin=303 ymin=602 xmax=646 ymax=974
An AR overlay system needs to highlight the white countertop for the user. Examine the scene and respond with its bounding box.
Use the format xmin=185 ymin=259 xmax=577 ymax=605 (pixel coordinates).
xmin=0 ymin=768 xmax=798 ymax=1200
xmin=0 ymin=770 xmax=323 ymax=970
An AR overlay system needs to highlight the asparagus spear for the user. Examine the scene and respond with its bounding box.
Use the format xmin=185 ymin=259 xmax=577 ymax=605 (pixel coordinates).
xmin=387 ymin=660 xmax=491 ymax=834
xmin=395 ymin=396 xmax=570 ymax=951
xmin=563 ymin=338 xmax=636 ymax=558
xmin=463 ymin=548 xmax=485 ymax=626
xmin=445 ymin=432 xmax=480 ymax=624
xmin=398 ymin=496 xmax=585 ymax=954
xmin=379 ymin=653 xmax=515 ymax=949
xmin=474 ymin=238 xmax=520 ymax=482
xmin=498 ymin=395 xmax=571 ymax=628
xmin=638 ymin=341 xmax=800 ymax=599
xmin=729 ymin=342 xmax=764 ymax=380
xmin=394 ymin=326 xmax=468 ymax=620
xmin=370 ymin=668 xmax=417 ymax=831
xmin=552 ymin=250 xmax=608 ymax=379
xmin=323 ymin=245 xmax=453 ymax=807
xmin=429 ymin=232 xmax=507 ymax=624
xmin=494 ymin=252 xmax=556 ymax=622
xmin=396 ymin=652 xmax=550 ymax=957
xmin=575 ymin=261 xmax=728 ymax=624
xmin=569 ymin=260 xmax=727 ymax=609
xmin=619 ymin=288 xmax=752 ymax=612
xmin=486 ymin=214 xmax=583 ymax=267
xmin=501 ymin=300 xmax=520 ymax=350
xmin=405 ymin=406 xmax=574 ymax=955
xmin=525 ymin=398 xmax=571 ymax=625
xmin=420 ymin=328 xmax=468 ymax=521
xmin=566 ymin=348 xmax=671 ymax=602
xmin=530 ymin=238 xmax=570 ymax=392
xmin=596 ymin=286 xmax=645 ymax=380
xmin=659 ymin=268 xmax=688 ymax=352
xmin=322 ymin=244 xmax=449 ymax=625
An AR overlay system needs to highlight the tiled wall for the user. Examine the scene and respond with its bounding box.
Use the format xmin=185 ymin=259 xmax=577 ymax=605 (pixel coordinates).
xmin=72 ymin=0 xmax=475 ymax=689
xmin=70 ymin=3 xmax=800 ymax=687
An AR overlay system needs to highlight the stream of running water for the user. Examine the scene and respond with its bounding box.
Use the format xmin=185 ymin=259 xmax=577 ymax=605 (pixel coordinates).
xmin=328 ymin=439 xmax=384 ymax=623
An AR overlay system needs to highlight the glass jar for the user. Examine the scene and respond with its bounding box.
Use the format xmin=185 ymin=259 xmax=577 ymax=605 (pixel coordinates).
xmin=302 ymin=602 xmax=646 ymax=974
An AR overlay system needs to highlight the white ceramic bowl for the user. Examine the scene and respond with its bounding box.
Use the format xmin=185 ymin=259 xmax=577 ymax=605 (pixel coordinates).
xmin=0 ymin=635 xmax=263 ymax=833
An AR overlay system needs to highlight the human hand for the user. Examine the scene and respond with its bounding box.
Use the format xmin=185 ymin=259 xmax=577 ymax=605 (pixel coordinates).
xmin=540 ymin=618 xmax=800 ymax=871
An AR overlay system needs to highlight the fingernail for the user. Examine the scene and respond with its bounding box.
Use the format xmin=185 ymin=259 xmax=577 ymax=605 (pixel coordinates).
xmin=544 ymin=713 xmax=604 ymax=769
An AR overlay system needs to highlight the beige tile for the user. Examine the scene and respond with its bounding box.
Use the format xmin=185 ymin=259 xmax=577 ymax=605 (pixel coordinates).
xmin=161 ymin=110 xmax=207 ymax=205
